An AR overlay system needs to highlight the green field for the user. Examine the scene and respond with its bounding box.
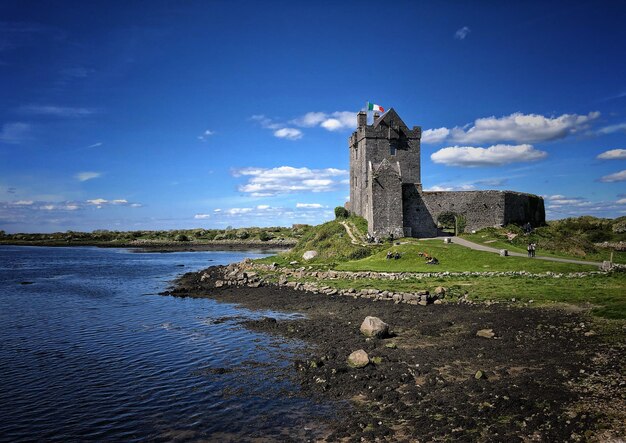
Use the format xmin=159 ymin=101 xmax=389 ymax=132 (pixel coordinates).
xmin=335 ymin=239 xmax=599 ymax=273
xmin=307 ymin=273 xmax=626 ymax=320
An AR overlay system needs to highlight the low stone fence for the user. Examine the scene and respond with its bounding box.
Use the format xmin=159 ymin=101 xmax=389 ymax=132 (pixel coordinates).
xmin=199 ymin=259 xmax=619 ymax=307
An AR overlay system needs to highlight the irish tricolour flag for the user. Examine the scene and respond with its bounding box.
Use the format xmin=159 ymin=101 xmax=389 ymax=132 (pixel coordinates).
xmin=367 ymin=102 xmax=384 ymax=113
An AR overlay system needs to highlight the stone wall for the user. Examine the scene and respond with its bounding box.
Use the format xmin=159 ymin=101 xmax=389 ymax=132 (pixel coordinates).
xmin=420 ymin=190 xmax=545 ymax=233
xmin=421 ymin=191 xmax=507 ymax=232
xmin=402 ymin=184 xmax=438 ymax=237
xmin=504 ymin=192 xmax=546 ymax=226
xmin=369 ymin=160 xmax=404 ymax=238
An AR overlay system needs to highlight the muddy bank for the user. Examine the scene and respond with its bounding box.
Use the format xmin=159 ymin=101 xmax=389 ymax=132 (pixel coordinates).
xmin=165 ymin=266 xmax=625 ymax=442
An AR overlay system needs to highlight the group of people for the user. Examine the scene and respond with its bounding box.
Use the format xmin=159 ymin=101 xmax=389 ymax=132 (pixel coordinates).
xmin=527 ymin=242 xmax=537 ymax=258
xmin=386 ymin=251 xmax=401 ymax=260
xmin=418 ymin=251 xmax=439 ymax=265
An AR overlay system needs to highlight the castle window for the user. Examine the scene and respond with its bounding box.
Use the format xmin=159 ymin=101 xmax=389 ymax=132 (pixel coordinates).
xmin=390 ymin=146 xmax=396 ymax=156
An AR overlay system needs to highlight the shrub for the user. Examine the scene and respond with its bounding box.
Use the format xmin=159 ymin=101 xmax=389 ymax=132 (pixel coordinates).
xmin=335 ymin=206 xmax=349 ymax=219
xmin=236 ymin=230 xmax=250 ymax=239
xmin=259 ymin=231 xmax=273 ymax=241
xmin=175 ymin=234 xmax=189 ymax=242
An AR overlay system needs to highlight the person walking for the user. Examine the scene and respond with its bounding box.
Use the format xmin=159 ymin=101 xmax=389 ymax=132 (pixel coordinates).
xmin=527 ymin=243 xmax=532 ymax=258
xmin=531 ymin=242 xmax=537 ymax=258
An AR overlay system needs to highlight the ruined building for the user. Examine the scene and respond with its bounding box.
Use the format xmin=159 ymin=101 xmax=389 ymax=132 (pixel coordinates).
xmin=347 ymin=109 xmax=545 ymax=238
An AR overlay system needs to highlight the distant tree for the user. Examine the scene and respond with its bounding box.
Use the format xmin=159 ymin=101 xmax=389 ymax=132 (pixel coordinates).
xmin=335 ymin=206 xmax=349 ymax=219
xmin=175 ymin=234 xmax=189 ymax=242
xmin=259 ymin=231 xmax=273 ymax=242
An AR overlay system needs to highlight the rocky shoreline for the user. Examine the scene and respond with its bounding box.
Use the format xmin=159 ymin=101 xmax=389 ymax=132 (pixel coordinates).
xmin=165 ymin=263 xmax=626 ymax=442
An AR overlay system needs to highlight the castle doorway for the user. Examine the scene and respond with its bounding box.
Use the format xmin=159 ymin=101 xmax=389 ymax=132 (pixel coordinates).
xmin=437 ymin=212 xmax=465 ymax=236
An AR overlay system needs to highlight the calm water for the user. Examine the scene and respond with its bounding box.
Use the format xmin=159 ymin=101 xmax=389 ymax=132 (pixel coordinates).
xmin=0 ymin=246 xmax=333 ymax=442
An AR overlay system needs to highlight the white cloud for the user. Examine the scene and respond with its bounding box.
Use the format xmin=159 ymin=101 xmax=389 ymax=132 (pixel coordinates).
xmin=253 ymin=111 xmax=357 ymax=139
xmin=87 ymin=198 xmax=108 ymax=205
xmin=597 ymin=122 xmax=626 ymax=135
xmin=293 ymin=111 xmax=356 ymax=132
xmin=233 ymin=166 xmax=348 ymax=197
xmin=615 ymin=198 xmax=626 ymax=205
xmin=194 ymin=214 xmax=211 ymax=219
xmin=455 ymin=26 xmax=471 ymax=40
xmin=296 ymin=203 xmax=323 ymax=208
xmin=292 ymin=112 xmax=327 ymax=127
xmin=422 ymin=112 xmax=600 ymax=145
xmin=75 ymin=171 xmax=101 ymax=182
xmin=542 ymin=194 xmax=622 ymax=218
xmin=228 ymin=207 xmax=253 ymax=214
xmin=597 ymin=149 xmax=626 ymax=160
xmin=197 ymin=129 xmax=214 ymax=141
xmin=14 ymin=200 xmax=33 ymax=205
xmin=431 ymin=144 xmax=547 ymax=167
xmin=0 ymin=122 xmax=31 ymax=144
xmin=256 ymin=205 xmax=270 ymax=210
xmin=251 ymin=114 xmax=281 ymax=130
xmin=213 ymin=208 xmax=222 ymax=212
xmin=421 ymin=127 xmax=450 ymax=144
xmin=599 ymin=169 xmax=626 ymax=183
xmin=86 ymin=142 xmax=103 ymax=148
xmin=85 ymin=198 xmax=139 ymax=207
xmin=18 ymin=104 xmax=95 ymax=117
xmin=424 ymin=184 xmax=476 ymax=192
xmin=273 ymin=127 xmax=303 ymax=140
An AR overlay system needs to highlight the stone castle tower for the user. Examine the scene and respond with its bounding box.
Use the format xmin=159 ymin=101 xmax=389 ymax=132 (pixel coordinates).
xmin=348 ymin=109 xmax=545 ymax=238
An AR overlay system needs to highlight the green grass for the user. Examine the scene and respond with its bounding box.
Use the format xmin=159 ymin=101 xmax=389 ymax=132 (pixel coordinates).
xmin=309 ymin=273 xmax=626 ymax=320
xmin=461 ymin=223 xmax=626 ymax=264
xmin=258 ymin=216 xmax=380 ymax=264
xmin=335 ymin=239 xmax=599 ymax=273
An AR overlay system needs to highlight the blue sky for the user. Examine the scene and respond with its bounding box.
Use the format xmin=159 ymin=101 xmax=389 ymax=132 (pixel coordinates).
xmin=1 ymin=0 xmax=625 ymax=233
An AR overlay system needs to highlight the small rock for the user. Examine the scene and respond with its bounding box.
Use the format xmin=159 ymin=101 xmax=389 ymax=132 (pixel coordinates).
xmin=475 ymin=370 xmax=486 ymax=379
xmin=289 ymin=261 xmax=299 ymax=265
xmin=384 ymin=343 xmax=397 ymax=349
xmin=476 ymin=329 xmax=496 ymax=339
xmin=347 ymin=349 xmax=369 ymax=368
xmin=214 ymin=280 xmax=224 ymax=288
xmin=433 ymin=299 xmax=442 ymax=304
xmin=434 ymin=286 xmax=446 ymax=295
xmin=584 ymin=331 xmax=596 ymax=337
xmin=302 ymin=250 xmax=318 ymax=261
xmin=360 ymin=316 xmax=390 ymax=338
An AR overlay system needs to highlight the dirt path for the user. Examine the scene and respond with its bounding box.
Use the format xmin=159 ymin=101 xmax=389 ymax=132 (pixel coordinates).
xmin=167 ymin=268 xmax=625 ymax=442
xmin=340 ymin=221 xmax=366 ymax=246
xmin=451 ymin=236 xmax=603 ymax=267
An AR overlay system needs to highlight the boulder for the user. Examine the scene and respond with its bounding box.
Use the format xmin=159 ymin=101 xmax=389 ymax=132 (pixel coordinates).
xmin=476 ymin=328 xmax=496 ymax=339
xmin=347 ymin=349 xmax=369 ymax=368
xmin=302 ymin=250 xmax=318 ymax=260
xmin=360 ymin=316 xmax=389 ymax=338
xmin=499 ymin=249 xmax=508 ymax=257
xmin=434 ymin=286 xmax=446 ymax=296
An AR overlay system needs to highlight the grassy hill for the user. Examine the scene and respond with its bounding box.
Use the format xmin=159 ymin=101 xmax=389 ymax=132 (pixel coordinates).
xmin=265 ymin=216 xmax=378 ymax=265
xmin=462 ymin=216 xmax=626 ymax=264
